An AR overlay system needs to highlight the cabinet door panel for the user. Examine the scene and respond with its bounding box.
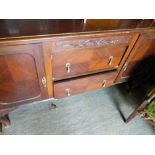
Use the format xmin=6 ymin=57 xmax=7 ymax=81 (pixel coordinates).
xmin=0 ymin=44 xmax=48 ymax=106
xmin=116 ymin=32 xmax=155 ymax=82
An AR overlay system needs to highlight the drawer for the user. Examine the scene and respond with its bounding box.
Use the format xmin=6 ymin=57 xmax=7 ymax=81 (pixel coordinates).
xmin=54 ymin=71 xmax=117 ymax=99
xmin=52 ymin=34 xmax=132 ymax=81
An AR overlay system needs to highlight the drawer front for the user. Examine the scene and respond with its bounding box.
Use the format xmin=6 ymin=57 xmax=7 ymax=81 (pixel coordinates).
xmin=52 ymin=34 xmax=132 ymax=81
xmin=54 ymin=71 xmax=117 ymax=99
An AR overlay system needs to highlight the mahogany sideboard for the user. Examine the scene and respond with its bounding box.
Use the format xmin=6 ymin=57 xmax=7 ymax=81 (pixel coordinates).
xmin=0 ymin=19 xmax=155 ymax=133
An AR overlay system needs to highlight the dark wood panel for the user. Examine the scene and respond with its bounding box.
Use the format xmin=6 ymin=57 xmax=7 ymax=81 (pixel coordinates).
xmin=0 ymin=44 xmax=48 ymax=107
xmin=0 ymin=19 xmax=154 ymax=40
xmin=0 ymin=54 xmax=40 ymax=102
xmin=52 ymin=34 xmax=132 ymax=81
xmin=84 ymin=19 xmax=154 ymax=30
xmin=54 ymin=71 xmax=117 ymax=99
xmin=0 ymin=20 xmax=83 ymax=39
xmin=115 ymin=32 xmax=155 ymax=83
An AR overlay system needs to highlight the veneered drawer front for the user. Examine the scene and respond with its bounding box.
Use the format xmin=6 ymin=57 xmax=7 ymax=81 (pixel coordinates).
xmin=52 ymin=34 xmax=132 ymax=81
xmin=54 ymin=71 xmax=117 ymax=99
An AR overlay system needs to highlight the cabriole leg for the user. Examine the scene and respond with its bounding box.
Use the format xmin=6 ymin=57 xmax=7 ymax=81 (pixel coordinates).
xmin=51 ymin=103 xmax=57 ymax=109
xmin=0 ymin=114 xmax=10 ymax=134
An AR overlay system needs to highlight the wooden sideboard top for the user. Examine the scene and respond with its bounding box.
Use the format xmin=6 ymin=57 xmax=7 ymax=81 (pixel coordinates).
xmin=0 ymin=19 xmax=155 ymax=40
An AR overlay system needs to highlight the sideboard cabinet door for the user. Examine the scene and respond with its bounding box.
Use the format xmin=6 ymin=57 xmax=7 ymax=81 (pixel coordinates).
xmin=0 ymin=44 xmax=48 ymax=107
xmin=116 ymin=32 xmax=155 ymax=83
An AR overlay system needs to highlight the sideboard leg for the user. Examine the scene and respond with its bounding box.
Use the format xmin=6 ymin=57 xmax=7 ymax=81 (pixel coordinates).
xmin=51 ymin=103 xmax=57 ymax=110
xmin=0 ymin=114 xmax=10 ymax=133
xmin=0 ymin=123 xmax=2 ymax=134
xmin=126 ymin=100 xmax=148 ymax=123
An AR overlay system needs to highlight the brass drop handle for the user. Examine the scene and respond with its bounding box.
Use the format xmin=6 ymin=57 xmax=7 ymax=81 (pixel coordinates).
xmin=108 ymin=56 xmax=113 ymax=65
xmin=123 ymin=62 xmax=128 ymax=71
xmin=102 ymin=80 xmax=106 ymax=88
xmin=41 ymin=77 xmax=47 ymax=87
xmin=66 ymin=88 xmax=71 ymax=96
xmin=66 ymin=62 xmax=71 ymax=73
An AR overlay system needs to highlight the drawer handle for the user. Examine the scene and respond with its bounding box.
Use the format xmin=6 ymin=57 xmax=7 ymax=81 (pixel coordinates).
xmin=66 ymin=62 xmax=71 ymax=73
xmin=102 ymin=80 xmax=106 ymax=88
xmin=66 ymin=88 xmax=71 ymax=96
xmin=108 ymin=56 xmax=113 ymax=65
xmin=123 ymin=62 xmax=128 ymax=71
